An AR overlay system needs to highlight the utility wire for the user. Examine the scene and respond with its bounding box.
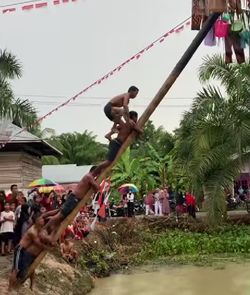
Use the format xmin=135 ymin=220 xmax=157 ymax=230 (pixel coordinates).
xmin=16 ymin=94 xmax=194 ymax=100
xmin=0 ymin=0 xmax=44 ymax=8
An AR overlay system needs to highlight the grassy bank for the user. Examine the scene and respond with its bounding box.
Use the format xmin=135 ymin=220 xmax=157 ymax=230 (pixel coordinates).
xmin=4 ymin=216 xmax=250 ymax=295
xmin=77 ymin=217 xmax=250 ymax=277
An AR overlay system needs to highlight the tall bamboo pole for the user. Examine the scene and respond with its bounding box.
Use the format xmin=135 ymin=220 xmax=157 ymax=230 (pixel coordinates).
xmin=20 ymin=12 xmax=220 ymax=286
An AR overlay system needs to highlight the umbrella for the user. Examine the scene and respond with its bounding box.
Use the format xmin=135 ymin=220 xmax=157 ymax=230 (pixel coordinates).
xmin=118 ymin=183 xmax=138 ymax=194
xmin=28 ymin=178 xmax=57 ymax=188
xmin=38 ymin=184 xmax=65 ymax=194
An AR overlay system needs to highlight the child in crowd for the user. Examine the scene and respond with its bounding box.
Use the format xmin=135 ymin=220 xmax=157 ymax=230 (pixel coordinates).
xmin=0 ymin=203 xmax=15 ymax=255
xmin=104 ymin=86 xmax=139 ymax=140
xmin=60 ymin=234 xmax=78 ymax=263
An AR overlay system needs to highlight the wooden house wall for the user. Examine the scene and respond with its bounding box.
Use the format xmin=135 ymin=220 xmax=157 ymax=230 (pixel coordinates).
xmin=0 ymin=152 xmax=42 ymax=190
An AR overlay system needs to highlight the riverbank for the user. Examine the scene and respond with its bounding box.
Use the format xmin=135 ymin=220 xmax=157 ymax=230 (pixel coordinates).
xmin=78 ymin=216 xmax=250 ymax=276
xmin=2 ymin=215 xmax=250 ymax=294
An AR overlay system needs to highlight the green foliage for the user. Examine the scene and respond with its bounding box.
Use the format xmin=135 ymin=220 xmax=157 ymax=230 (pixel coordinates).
xmin=139 ymin=226 xmax=250 ymax=260
xmin=111 ymin=148 xmax=158 ymax=197
xmin=131 ymin=120 xmax=174 ymax=159
xmin=42 ymin=131 xmax=107 ymax=166
xmin=173 ymin=54 xmax=250 ymax=225
xmin=111 ymin=122 xmax=177 ymax=196
xmin=0 ymin=49 xmax=38 ymax=130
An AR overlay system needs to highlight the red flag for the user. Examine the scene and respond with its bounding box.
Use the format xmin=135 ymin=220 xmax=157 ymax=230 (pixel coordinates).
xmin=35 ymin=2 xmax=48 ymax=9
xmin=2 ymin=8 xmax=16 ymax=14
xmin=175 ymin=25 xmax=184 ymax=33
xmin=63 ymin=0 xmax=69 ymax=2
xmin=54 ymin=0 xmax=60 ymax=4
xmin=145 ymin=43 xmax=154 ymax=51
xmin=98 ymin=204 xmax=106 ymax=218
xmin=97 ymin=180 xmax=107 ymax=206
xmin=22 ymin=4 xmax=34 ymax=10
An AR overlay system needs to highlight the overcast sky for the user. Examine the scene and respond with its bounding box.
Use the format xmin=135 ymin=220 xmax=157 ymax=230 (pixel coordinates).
xmin=0 ymin=0 xmax=223 ymax=143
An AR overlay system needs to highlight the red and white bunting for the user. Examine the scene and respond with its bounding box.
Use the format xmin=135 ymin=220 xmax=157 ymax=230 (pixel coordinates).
xmin=0 ymin=17 xmax=191 ymax=149
xmin=1 ymin=0 xmax=79 ymax=15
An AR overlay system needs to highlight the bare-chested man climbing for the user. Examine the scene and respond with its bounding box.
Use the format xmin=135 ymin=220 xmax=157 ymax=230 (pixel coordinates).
xmin=97 ymin=110 xmax=143 ymax=173
xmin=104 ymin=86 xmax=139 ymax=140
xmin=39 ymin=166 xmax=100 ymax=245
xmin=9 ymin=211 xmax=57 ymax=291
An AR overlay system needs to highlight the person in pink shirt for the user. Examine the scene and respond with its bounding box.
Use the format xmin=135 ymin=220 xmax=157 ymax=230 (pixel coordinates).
xmin=144 ymin=192 xmax=154 ymax=215
xmin=162 ymin=188 xmax=170 ymax=216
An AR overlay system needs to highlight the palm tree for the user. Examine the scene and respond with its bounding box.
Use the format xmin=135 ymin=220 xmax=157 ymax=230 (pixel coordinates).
xmin=174 ymin=55 xmax=250 ymax=224
xmin=43 ymin=131 xmax=107 ymax=166
xmin=0 ymin=49 xmax=37 ymax=130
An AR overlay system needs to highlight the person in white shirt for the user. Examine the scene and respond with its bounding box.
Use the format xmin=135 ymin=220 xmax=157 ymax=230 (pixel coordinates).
xmin=0 ymin=203 xmax=15 ymax=255
xmin=154 ymin=189 xmax=163 ymax=216
xmin=127 ymin=191 xmax=135 ymax=217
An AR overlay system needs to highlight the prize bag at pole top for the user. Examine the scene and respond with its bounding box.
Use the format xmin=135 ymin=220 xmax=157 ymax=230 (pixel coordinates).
xmin=215 ymin=19 xmax=229 ymax=38
xmin=208 ymin=0 xmax=227 ymax=13
xmin=204 ymin=27 xmax=216 ymax=46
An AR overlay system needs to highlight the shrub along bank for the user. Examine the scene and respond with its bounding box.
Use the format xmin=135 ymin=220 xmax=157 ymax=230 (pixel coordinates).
xmin=77 ymin=217 xmax=250 ymax=277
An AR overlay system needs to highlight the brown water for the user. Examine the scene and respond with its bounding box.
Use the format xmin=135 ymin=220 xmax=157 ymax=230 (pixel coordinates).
xmin=90 ymin=264 xmax=250 ymax=295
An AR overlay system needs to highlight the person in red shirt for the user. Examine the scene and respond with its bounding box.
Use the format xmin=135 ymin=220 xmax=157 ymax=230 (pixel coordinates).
xmin=6 ymin=184 xmax=18 ymax=206
xmin=0 ymin=191 xmax=6 ymax=212
xmin=185 ymin=192 xmax=196 ymax=219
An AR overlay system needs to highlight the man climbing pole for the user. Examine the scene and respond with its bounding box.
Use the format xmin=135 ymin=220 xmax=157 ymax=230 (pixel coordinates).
xmin=104 ymin=86 xmax=139 ymax=140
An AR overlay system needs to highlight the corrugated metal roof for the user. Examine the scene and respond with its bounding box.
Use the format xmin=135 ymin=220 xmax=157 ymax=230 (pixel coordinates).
xmin=42 ymin=164 xmax=92 ymax=184
xmin=0 ymin=120 xmax=62 ymax=156
xmin=0 ymin=119 xmax=41 ymax=142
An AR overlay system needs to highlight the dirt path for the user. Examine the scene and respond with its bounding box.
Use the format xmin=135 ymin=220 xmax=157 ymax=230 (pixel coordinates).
xmin=0 ymin=255 xmax=12 ymax=295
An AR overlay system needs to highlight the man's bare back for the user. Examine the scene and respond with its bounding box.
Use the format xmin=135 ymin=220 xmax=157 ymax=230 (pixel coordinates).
xmin=19 ymin=226 xmax=43 ymax=256
xmin=74 ymin=173 xmax=99 ymax=200
xmin=110 ymin=93 xmax=130 ymax=108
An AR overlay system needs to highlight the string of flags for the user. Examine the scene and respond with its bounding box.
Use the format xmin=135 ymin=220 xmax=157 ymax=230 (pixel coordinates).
xmin=0 ymin=16 xmax=191 ymax=149
xmin=1 ymin=0 xmax=78 ymax=15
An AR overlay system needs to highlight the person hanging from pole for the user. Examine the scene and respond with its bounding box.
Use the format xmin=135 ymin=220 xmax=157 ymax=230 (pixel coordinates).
xmin=39 ymin=166 xmax=100 ymax=246
xmin=104 ymin=86 xmax=139 ymax=141
xmin=97 ymin=110 xmax=143 ymax=174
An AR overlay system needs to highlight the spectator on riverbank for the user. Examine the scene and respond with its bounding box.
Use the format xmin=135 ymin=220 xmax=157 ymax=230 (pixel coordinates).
xmin=162 ymin=188 xmax=170 ymax=216
xmin=154 ymin=189 xmax=163 ymax=216
xmin=176 ymin=191 xmax=186 ymax=216
xmin=60 ymin=234 xmax=78 ymax=263
xmin=6 ymin=184 xmax=18 ymax=206
xmin=144 ymin=192 xmax=154 ymax=215
xmin=0 ymin=203 xmax=15 ymax=255
xmin=185 ymin=192 xmax=196 ymax=219
xmin=127 ymin=191 xmax=135 ymax=217
xmin=0 ymin=191 xmax=5 ymax=212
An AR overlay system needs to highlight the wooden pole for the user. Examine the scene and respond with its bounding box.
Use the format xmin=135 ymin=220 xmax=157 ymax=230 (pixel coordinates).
xmin=19 ymin=12 xmax=220 ymax=286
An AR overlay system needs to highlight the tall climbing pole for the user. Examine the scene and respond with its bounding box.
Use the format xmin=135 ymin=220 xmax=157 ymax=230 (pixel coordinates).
xmin=18 ymin=4 xmax=224 ymax=286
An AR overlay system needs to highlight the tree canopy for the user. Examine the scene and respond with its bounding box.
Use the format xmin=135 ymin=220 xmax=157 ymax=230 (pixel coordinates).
xmin=0 ymin=49 xmax=38 ymax=130
xmin=43 ymin=131 xmax=108 ymax=166
xmin=173 ymin=55 xmax=250 ymax=224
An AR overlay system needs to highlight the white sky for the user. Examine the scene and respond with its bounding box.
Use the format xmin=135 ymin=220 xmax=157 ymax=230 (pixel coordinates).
xmin=0 ymin=0 xmax=223 ymax=143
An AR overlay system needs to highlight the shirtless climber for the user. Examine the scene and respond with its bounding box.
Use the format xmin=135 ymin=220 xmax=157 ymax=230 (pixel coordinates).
xmin=104 ymin=86 xmax=139 ymax=140
xmin=9 ymin=211 xmax=57 ymax=291
xmin=39 ymin=166 xmax=100 ymax=245
xmin=97 ymin=110 xmax=143 ymax=173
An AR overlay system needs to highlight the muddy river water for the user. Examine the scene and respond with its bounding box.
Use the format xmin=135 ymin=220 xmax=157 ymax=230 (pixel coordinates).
xmin=90 ymin=264 xmax=250 ymax=295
